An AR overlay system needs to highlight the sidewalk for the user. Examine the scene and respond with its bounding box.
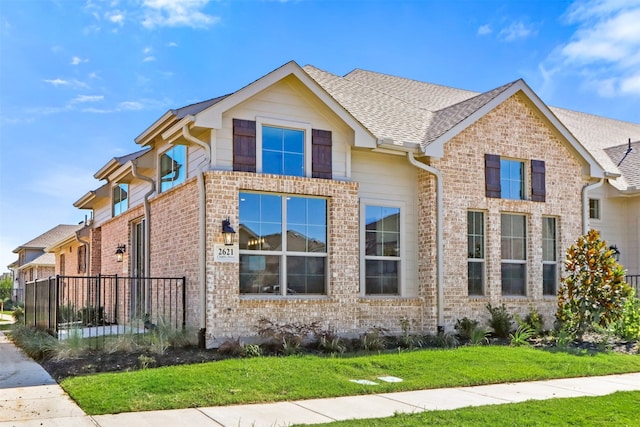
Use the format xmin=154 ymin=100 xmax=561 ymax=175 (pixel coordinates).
xmin=2 ymin=330 xmax=640 ymax=427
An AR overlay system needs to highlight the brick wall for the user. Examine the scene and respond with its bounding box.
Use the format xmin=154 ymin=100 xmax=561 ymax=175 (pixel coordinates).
xmin=427 ymin=93 xmax=586 ymax=329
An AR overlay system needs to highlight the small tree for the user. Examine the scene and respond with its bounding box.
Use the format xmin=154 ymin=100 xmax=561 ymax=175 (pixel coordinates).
xmin=0 ymin=276 xmax=12 ymax=312
xmin=556 ymin=229 xmax=632 ymax=339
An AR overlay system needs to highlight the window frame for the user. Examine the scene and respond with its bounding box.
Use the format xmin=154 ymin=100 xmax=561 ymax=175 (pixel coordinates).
xmin=500 ymin=213 xmax=527 ymax=296
xmin=238 ymin=191 xmax=328 ymax=297
xmin=467 ymin=210 xmax=485 ymax=296
xmin=542 ymin=216 xmax=558 ymax=296
xmin=159 ymin=144 xmax=187 ymax=192
xmin=500 ymin=158 xmax=525 ymax=200
xmin=112 ymin=183 xmax=129 ymax=217
xmin=360 ymin=200 xmax=404 ymax=297
xmin=588 ymin=198 xmax=601 ymax=220
xmin=256 ymin=117 xmax=312 ymax=178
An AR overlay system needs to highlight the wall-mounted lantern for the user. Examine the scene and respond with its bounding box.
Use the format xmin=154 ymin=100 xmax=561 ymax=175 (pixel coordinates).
xmin=115 ymin=244 xmax=126 ymax=262
xmin=222 ymin=218 xmax=236 ymax=246
xmin=609 ymin=245 xmax=621 ymax=262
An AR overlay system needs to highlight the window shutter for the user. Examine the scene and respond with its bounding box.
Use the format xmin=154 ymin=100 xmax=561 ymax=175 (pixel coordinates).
xmin=233 ymin=119 xmax=256 ymax=172
xmin=531 ymin=159 xmax=546 ymax=202
xmin=485 ymin=154 xmax=501 ymax=198
xmin=312 ymin=129 xmax=332 ymax=179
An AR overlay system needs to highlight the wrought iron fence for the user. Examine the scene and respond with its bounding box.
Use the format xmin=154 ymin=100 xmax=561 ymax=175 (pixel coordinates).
xmin=24 ymin=275 xmax=185 ymax=345
xmin=626 ymin=275 xmax=640 ymax=297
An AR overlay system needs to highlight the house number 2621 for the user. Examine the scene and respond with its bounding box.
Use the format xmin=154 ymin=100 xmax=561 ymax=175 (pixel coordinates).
xmin=218 ymin=247 xmax=234 ymax=256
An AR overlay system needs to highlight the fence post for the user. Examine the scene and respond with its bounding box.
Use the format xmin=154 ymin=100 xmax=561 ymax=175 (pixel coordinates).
xmin=182 ymin=276 xmax=186 ymax=330
xmin=114 ymin=274 xmax=119 ymax=325
xmin=55 ymin=275 xmax=60 ymax=338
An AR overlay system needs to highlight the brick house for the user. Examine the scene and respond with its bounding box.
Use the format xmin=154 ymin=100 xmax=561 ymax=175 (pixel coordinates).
xmin=72 ymin=61 xmax=640 ymax=348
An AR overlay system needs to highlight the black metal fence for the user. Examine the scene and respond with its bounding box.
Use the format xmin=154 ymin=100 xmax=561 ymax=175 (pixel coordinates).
xmin=24 ymin=275 xmax=185 ymax=343
xmin=627 ymin=275 xmax=640 ymax=297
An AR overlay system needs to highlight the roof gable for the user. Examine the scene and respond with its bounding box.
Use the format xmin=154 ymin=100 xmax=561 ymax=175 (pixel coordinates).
xmin=13 ymin=224 xmax=83 ymax=253
xmin=604 ymin=140 xmax=640 ymax=190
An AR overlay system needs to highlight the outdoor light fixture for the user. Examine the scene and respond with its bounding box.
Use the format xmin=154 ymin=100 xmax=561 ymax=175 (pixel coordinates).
xmin=222 ymin=218 xmax=236 ymax=246
xmin=609 ymin=245 xmax=621 ymax=262
xmin=115 ymin=244 xmax=126 ymax=262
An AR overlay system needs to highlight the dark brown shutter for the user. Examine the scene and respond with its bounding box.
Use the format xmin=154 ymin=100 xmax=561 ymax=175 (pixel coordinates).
xmin=233 ymin=119 xmax=256 ymax=172
xmin=485 ymin=154 xmax=501 ymax=198
xmin=531 ymin=159 xmax=546 ymax=202
xmin=312 ymin=129 xmax=332 ymax=179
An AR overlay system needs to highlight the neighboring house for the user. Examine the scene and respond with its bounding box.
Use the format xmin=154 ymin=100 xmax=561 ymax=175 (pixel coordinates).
xmin=72 ymin=61 xmax=639 ymax=348
xmin=10 ymin=224 xmax=84 ymax=302
xmin=551 ymin=108 xmax=640 ymax=275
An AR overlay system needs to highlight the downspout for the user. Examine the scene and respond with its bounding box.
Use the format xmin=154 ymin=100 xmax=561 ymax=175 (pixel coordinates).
xmin=581 ymin=178 xmax=605 ymax=234
xmin=179 ymin=124 xmax=211 ymax=347
xmin=131 ymin=160 xmax=155 ymax=280
xmin=407 ymin=151 xmax=445 ymax=332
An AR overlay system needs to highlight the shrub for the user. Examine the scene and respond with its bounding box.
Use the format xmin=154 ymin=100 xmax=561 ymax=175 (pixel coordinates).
xmin=454 ymin=317 xmax=479 ymax=341
xmin=428 ymin=331 xmax=459 ymax=349
xmin=510 ymin=325 xmax=534 ymax=347
xmin=468 ymin=327 xmax=490 ymax=345
xmin=486 ymin=303 xmax=513 ymax=338
xmin=12 ymin=306 xmax=24 ymax=323
xmin=556 ymin=230 xmax=633 ymax=339
xmin=8 ymin=325 xmax=58 ymax=360
xmin=613 ymin=290 xmax=640 ymax=341
xmin=360 ymin=327 xmax=387 ymax=351
xmin=243 ymin=344 xmax=263 ymax=358
xmin=397 ymin=317 xmax=424 ymax=349
xmin=256 ymin=317 xmax=318 ymax=354
xmin=218 ymin=337 xmax=245 ymax=357
xmin=516 ymin=307 xmax=544 ymax=336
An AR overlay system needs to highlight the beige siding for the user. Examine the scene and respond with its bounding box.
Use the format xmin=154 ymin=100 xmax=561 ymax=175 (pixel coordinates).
xmin=351 ymin=150 xmax=419 ymax=296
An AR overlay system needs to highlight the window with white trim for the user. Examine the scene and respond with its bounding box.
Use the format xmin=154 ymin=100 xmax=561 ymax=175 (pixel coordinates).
xmin=160 ymin=145 xmax=186 ymax=192
xmin=542 ymin=216 xmax=557 ymax=296
xmin=364 ymin=205 xmax=400 ymax=295
xmin=589 ymin=198 xmax=600 ymax=219
xmin=261 ymin=126 xmax=305 ymax=177
xmin=112 ymin=183 xmax=128 ymax=217
xmin=467 ymin=211 xmax=485 ymax=296
xmin=239 ymin=192 xmax=327 ymax=295
xmin=501 ymin=214 xmax=527 ymax=296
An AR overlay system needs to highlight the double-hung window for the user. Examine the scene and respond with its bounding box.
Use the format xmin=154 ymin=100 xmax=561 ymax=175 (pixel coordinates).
xmin=485 ymin=155 xmax=545 ymax=202
xmin=239 ymin=192 xmax=327 ymax=295
xmin=467 ymin=211 xmax=485 ymax=296
xmin=364 ymin=205 xmax=401 ymax=295
xmin=501 ymin=214 xmax=527 ymax=295
xmin=542 ymin=217 xmax=557 ymax=296
xmin=112 ymin=183 xmax=128 ymax=217
xmin=588 ymin=198 xmax=600 ymax=219
xmin=500 ymin=159 xmax=524 ymax=200
xmin=160 ymin=145 xmax=186 ymax=192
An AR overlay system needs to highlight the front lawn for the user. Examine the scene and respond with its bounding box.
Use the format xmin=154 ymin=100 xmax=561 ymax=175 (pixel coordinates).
xmin=62 ymin=345 xmax=640 ymax=415
xmin=306 ymin=391 xmax=640 ymax=426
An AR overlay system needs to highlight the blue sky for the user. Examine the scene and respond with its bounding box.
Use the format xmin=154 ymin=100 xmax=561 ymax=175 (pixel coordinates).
xmin=1 ymin=0 xmax=639 ymax=270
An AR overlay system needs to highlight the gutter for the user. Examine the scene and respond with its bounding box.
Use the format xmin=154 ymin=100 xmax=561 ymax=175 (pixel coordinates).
xmin=407 ymin=152 xmax=445 ymax=332
xmin=131 ymin=160 xmax=156 ymax=283
xmin=176 ymin=121 xmax=212 ymax=347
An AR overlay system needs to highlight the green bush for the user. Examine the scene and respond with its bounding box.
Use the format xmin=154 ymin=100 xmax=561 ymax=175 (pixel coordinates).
xmin=516 ymin=307 xmax=544 ymax=336
xmin=454 ymin=317 xmax=479 ymax=340
xmin=486 ymin=303 xmax=513 ymax=338
xmin=556 ymin=230 xmax=633 ymax=339
xmin=613 ymin=290 xmax=640 ymax=341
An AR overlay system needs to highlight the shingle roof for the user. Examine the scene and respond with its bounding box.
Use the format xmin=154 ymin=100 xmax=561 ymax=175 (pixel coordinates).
xmin=13 ymin=224 xmax=84 ymax=253
xmin=19 ymin=252 xmax=55 ymax=269
xmin=302 ymin=65 xmax=640 ymax=191
xmin=604 ymin=140 xmax=640 ymax=189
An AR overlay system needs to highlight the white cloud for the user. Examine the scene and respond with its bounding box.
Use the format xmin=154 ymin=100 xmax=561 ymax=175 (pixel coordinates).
xmin=43 ymin=78 xmax=89 ymax=89
xmin=477 ymin=24 xmax=492 ymax=36
xmin=167 ymin=41 xmax=178 ymax=47
xmin=143 ymin=56 xmax=156 ymax=62
xmin=550 ymin=0 xmax=640 ymax=98
xmin=71 ymin=95 xmax=104 ymax=103
xmin=107 ymin=11 xmax=124 ymax=25
xmin=141 ymin=0 xmax=220 ymax=29
xmin=71 ymin=56 xmax=89 ymax=65
xmin=498 ymin=21 xmax=536 ymax=41
xmin=118 ymin=101 xmax=143 ymax=110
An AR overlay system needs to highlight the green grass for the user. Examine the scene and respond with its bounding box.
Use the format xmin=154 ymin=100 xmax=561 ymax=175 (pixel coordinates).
xmin=61 ymin=345 xmax=640 ymax=415
xmin=305 ymin=391 xmax=640 ymax=426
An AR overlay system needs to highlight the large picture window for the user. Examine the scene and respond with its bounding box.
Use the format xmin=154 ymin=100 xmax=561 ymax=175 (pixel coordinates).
xmin=467 ymin=211 xmax=485 ymax=296
xmin=501 ymin=214 xmax=527 ymax=296
xmin=160 ymin=145 xmax=186 ymax=192
xmin=262 ymin=126 xmax=305 ymax=177
xmin=239 ymin=192 xmax=327 ymax=295
xmin=542 ymin=216 xmax=557 ymax=296
xmin=364 ymin=205 xmax=400 ymax=295
xmin=112 ymin=183 xmax=128 ymax=217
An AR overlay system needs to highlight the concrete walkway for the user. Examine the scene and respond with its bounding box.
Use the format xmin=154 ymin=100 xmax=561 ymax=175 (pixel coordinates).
xmin=1 ymin=331 xmax=639 ymax=427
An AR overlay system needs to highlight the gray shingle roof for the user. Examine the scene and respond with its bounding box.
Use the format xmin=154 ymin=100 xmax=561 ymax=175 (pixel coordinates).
xmin=13 ymin=224 xmax=84 ymax=253
xmin=302 ymin=65 xmax=640 ymax=191
xmin=604 ymin=140 xmax=640 ymax=189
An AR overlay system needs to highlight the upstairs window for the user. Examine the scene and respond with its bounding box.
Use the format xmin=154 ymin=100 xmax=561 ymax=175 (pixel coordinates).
xmin=262 ymin=126 xmax=305 ymax=177
xmin=485 ymin=155 xmax=545 ymax=202
xmin=112 ymin=183 xmax=128 ymax=217
xmin=364 ymin=205 xmax=401 ymax=295
xmin=160 ymin=145 xmax=186 ymax=192
xmin=589 ymin=198 xmax=600 ymax=219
